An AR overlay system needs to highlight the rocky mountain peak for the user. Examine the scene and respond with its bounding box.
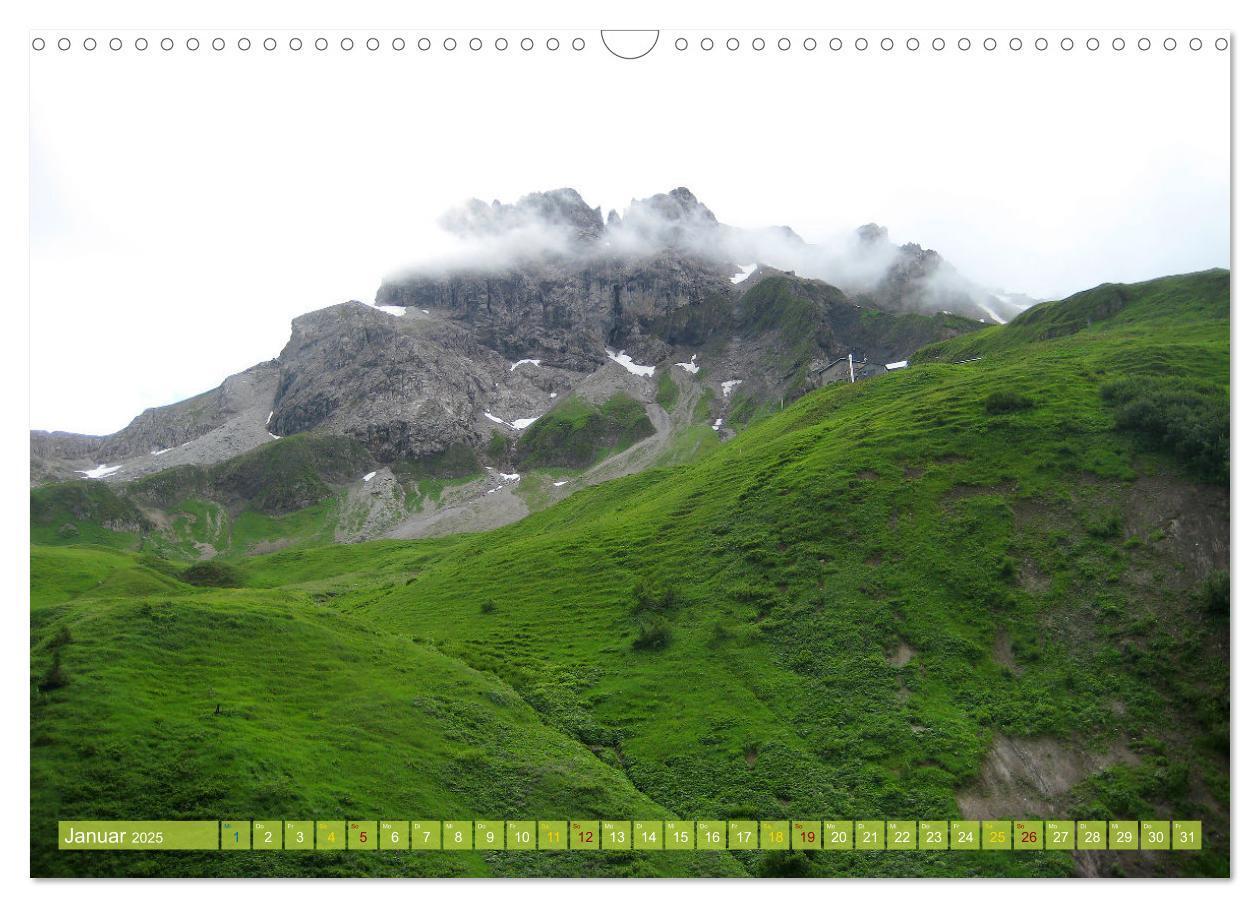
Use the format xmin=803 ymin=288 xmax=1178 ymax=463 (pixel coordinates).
xmin=439 ymin=187 xmax=606 ymax=242
xmin=856 ymin=223 xmax=890 ymax=246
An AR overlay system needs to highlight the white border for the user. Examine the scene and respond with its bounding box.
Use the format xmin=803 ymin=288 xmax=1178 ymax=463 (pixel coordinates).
xmin=2 ymin=0 xmax=1253 ymax=905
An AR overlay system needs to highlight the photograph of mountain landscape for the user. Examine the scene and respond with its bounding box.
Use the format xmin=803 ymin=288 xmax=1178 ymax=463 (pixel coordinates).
xmin=26 ymin=24 xmax=1230 ymax=881
xmin=30 ymin=184 xmax=1230 ymax=877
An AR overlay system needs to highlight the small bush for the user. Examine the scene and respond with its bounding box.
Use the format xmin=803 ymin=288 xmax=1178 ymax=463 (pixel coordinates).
xmin=710 ymin=622 xmax=734 ymax=646
xmin=1101 ymin=378 xmax=1228 ymax=483
xmin=632 ymin=615 xmax=673 ymax=651
xmin=984 ymin=390 xmax=1035 ymax=414
xmin=485 ymin=432 xmax=510 ymax=464
xmin=1202 ymin=571 xmax=1229 ymax=616
xmin=1086 ymin=511 xmax=1124 ymax=540
xmin=757 ymin=851 xmax=814 ymax=878
xmin=480 ymin=599 xmax=497 ymax=614
xmin=180 ymin=560 xmax=244 ymax=588
xmin=631 ymin=578 xmax=680 ymax=615
xmin=39 ymin=653 xmax=69 ymax=692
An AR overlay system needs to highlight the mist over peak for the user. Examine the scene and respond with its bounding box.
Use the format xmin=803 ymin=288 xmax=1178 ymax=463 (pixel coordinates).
xmin=398 ymin=186 xmax=1028 ymax=322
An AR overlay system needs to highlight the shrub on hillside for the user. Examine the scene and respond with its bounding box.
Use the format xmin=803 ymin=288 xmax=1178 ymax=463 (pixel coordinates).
xmin=631 ymin=578 xmax=680 ymax=615
xmin=632 ymin=615 xmax=673 ymax=651
xmin=518 ymin=393 xmax=653 ymax=469
xmin=38 ymin=653 xmax=69 ymax=692
xmin=1101 ymin=379 xmax=1228 ymax=483
xmin=1202 ymin=570 xmax=1229 ymax=617
xmin=984 ymin=390 xmax=1035 ymax=414
xmin=180 ymin=560 xmax=244 ymax=588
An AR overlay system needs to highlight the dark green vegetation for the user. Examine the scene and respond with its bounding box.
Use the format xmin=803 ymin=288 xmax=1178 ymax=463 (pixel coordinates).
xmin=736 ymin=276 xmax=980 ymax=390
xmin=656 ymin=371 xmax=680 ymax=411
xmin=127 ymin=435 xmax=374 ymax=514
xmin=31 ymin=271 xmax=1229 ymax=878
xmin=517 ymin=393 xmax=654 ymax=469
xmin=1101 ymin=379 xmax=1228 ymax=484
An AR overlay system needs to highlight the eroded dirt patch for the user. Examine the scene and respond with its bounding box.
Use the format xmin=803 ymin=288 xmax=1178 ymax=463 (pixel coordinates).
xmin=1123 ymin=474 xmax=1228 ymax=583
xmin=992 ymin=628 xmax=1021 ymax=675
xmin=957 ymin=734 xmax=1137 ymax=821
xmin=888 ymin=641 xmax=916 ymax=668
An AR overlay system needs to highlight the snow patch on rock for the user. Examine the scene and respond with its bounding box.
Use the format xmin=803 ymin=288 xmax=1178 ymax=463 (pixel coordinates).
xmin=675 ymin=354 xmax=699 ymax=374
xmin=485 ymin=411 xmax=537 ymax=430
xmin=77 ymin=464 xmax=122 ymax=479
xmin=606 ymin=348 xmax=655 ymax=377
xmin=364 ymin=301 xmax=406 ymax=317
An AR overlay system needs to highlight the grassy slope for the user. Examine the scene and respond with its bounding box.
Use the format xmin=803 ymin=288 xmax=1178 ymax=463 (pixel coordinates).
xmin=517 ymin=393 xmax=654 ymax=470
xmin=32 ymin=585 xmax=739 ymax=878
xmin=31 ymin=271 xmax=1229 ymax=877
xmin=736 ymin=276 xmax=980 ymax=389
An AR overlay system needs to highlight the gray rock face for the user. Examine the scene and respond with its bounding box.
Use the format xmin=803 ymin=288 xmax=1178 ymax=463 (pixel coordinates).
xmin=270 ymin=302 xmax=578 ymax=462
xmin=377 ymin=251 xmax=737 ymax=372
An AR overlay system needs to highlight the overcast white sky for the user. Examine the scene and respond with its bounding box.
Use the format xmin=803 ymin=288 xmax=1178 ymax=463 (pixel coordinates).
xmin=30 ymin=27 xmax=1229 ymax=434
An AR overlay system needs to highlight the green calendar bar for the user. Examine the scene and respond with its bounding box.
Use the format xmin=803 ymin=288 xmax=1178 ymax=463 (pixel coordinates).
xmin=56 ymin=818 xmax=1206 ymax=851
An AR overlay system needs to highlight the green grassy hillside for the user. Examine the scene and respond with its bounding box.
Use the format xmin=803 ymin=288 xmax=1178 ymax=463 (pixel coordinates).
xmin=736 ymin=275 xmax=980 ymax=389
xmin=517 ymin=393 xmax=654 ymax=469
xmin=30 ymin=271 xmax=1229 ymax=878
